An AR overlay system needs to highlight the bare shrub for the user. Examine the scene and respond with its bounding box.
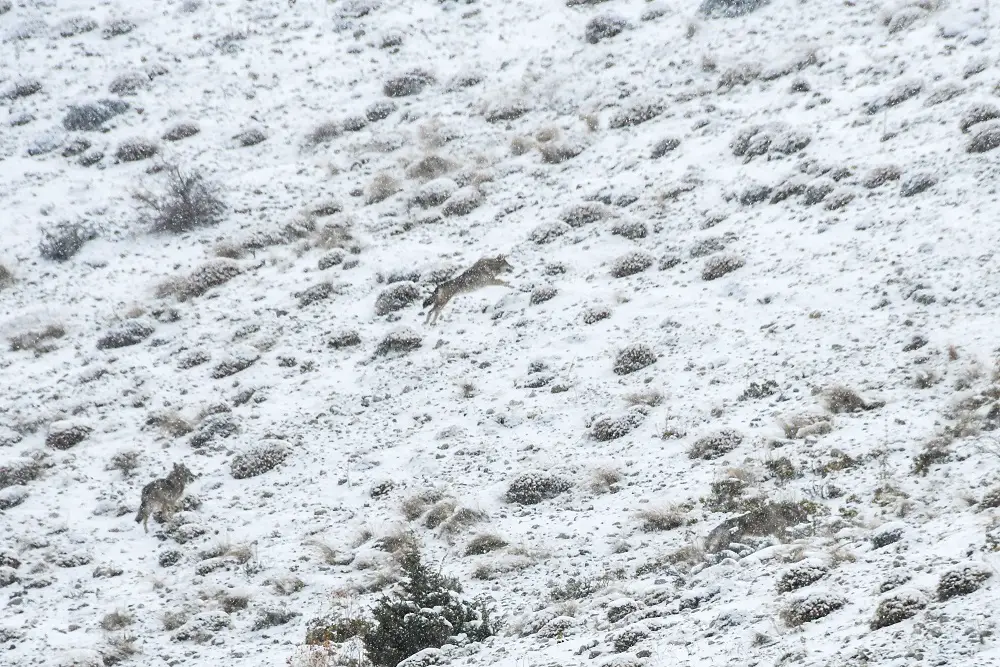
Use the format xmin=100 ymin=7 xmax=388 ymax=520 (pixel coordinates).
xmin=582 ymin=306 xmax=611 ymax=325
xmin=100 ymin=610 xmax=134 ymax=631
xmin=107 ymin=450 xmax=141 ymax=478
xmin=9 ymin=324 xmax=66 ymax=353
xmin=589 ymin=466 xmax=623 ymax=494
xmin=937 ymin=562 xmax=993 ymax=600
xmin=39 ymin=222 xmax=97 ymax=262
xmin=539 ymin=141 xmax=584 ymax=164
xmin=636 ymin=505 xmax=684 ymax=532
xmin=401 ymin=489 xmax=447 ymax=521
xmin=406 ymin=155 xmax=454 ymax=181
xmin=135 ymin=166 xmax=226 ymax=234
xmin=465 ymin=533 xmax=508 ymax=556
xmin=156 ymin=260 xmax=242 ymax=301
xmin=823 ymin=385 xmax=882 ymax=413
xmin=625 ymin=389 xmax=663 ymax=408
xmin=304 ymin=121 xmax=340 ymax=149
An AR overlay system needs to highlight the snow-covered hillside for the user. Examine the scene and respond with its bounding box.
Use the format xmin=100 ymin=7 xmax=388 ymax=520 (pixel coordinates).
xmin=2 ymin=0 xmax=1000 ymax=665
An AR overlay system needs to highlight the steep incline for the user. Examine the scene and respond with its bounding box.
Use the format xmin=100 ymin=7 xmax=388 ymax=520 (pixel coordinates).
xmin=1 ymin=1 xmax=999 ymax=666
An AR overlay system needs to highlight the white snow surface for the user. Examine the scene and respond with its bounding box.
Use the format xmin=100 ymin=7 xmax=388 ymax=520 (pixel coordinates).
xmin=2 ymin=0 xmax=1000 ymax=666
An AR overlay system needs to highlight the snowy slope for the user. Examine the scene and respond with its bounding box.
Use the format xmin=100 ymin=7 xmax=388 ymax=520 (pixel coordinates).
xmin=2 ymin=0 xmax=1000 ymax=666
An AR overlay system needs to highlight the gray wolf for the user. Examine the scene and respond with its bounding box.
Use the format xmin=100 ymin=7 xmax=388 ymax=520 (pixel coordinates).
xmin=135 ymin=463 xmax=196 ymax=533
xmin=423 ymin=255 xmax=514 ymax=325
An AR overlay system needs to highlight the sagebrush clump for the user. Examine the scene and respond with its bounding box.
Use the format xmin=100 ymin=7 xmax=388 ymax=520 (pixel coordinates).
xmin=613 ymin=344 xmax=657 ymax=375
xmin=505 ymin=472 xmax=572 ymax=505
xmin=230 ymin=443 xmax=287 ymax=479
xmin=779 ymin=591 xmax=846 ymax=627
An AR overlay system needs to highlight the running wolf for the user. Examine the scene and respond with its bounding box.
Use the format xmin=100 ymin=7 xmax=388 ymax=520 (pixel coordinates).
xmin=423 ymin=255 xmax=514 ymax=325
xmin=135 ymin=463 xmax=196 ymax=533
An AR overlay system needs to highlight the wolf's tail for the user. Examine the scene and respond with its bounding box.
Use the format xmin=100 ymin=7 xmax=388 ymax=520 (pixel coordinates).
xmin=135 ymin=501 xmax=146 ymax=524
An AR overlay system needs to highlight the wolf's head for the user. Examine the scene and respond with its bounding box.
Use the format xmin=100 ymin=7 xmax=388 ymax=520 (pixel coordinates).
xmin=172 ymin=463 xmax=197 ymax=484
xmin=491 ymin=254 xmax=514 ymax=273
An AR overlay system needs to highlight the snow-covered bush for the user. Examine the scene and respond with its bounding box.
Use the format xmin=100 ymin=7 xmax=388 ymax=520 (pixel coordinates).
xmin=967 ymin=121 xmax=1000 ymax=153
xmin=688 ymin=429 xmax=743 ymax=460
xmin=504 ymin=473 xmax=572 ymax=505
xmin=329 ymin=330 xmax=361 ymax=349
xmin=374 ymin=328 xmax=422 ymax=357
xmin=560 ymin=202 xmax=608 ymax=227
xmin=162 ymin=122 xmax=200 ymax=142
xmin=862 ymin=165 xmax=902 ymax=188
xmin=610 ymin=251 xmax=654 ymax=278
xmin=411 ymin=178 xmax=457 ymax=209
xmin=585 ymin=14 xmax=627 ymax=43
xmin=364 ymin=550 xmax=496 ymax=666
xmin=779 ymin=590 xmax=846 ymax=627
xmin=609 ymin=103 xmax=663 ymax=129
xmin=62 ymin=99 xmax=129 ymax=131
xmin=96 ymin=320 xmax=154 ymax=350
xmin=611 ymin=221 xmax=647 ymax=240
xmin=701 ymin=254 xmax=744 ymax=280
xmin=613 ymin=344 xmax=656 ymax=375
xmin=108 ymin=72 xmax=148 ymax=96
xmin=899 ymin=172 xmax=937 ymax=197
xmin=383 ymin=69 xmax=435 ymax=97
xmin=3 ymin=79 xmax=41 ymax=99
xmin=375 ymin=282 xmax=422 ymax=316
xmin=959 ymin=103 xmax=1000 ymax=134
xmin=870 ymin=589 xmax=926 ymax=629
xmin=367 ymin=173 xmax=400 ymax=204
xmin=776 ymin=561 xmax=829 ymax=593
xmin=441 ymin=187 xmax=483 ymax=217
xmin=158 ymin=259 xmax=242 ymax=301
xmin=592 ymin=408 xmax=646 ymax=442
xmin=230 ymin=442 xmax=288 ymax=480
xmin=700 ymin=0 xmax=770 ymax=19
xmin=530 ymin=222 xmax=570 ymax=245
xmin=937 ymin=562 xmax=993 ymax=601
xmin=582 ymin=306 xmax=611 ymax=324
xmin=530 ymin=286 xmax=558 ymax=305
